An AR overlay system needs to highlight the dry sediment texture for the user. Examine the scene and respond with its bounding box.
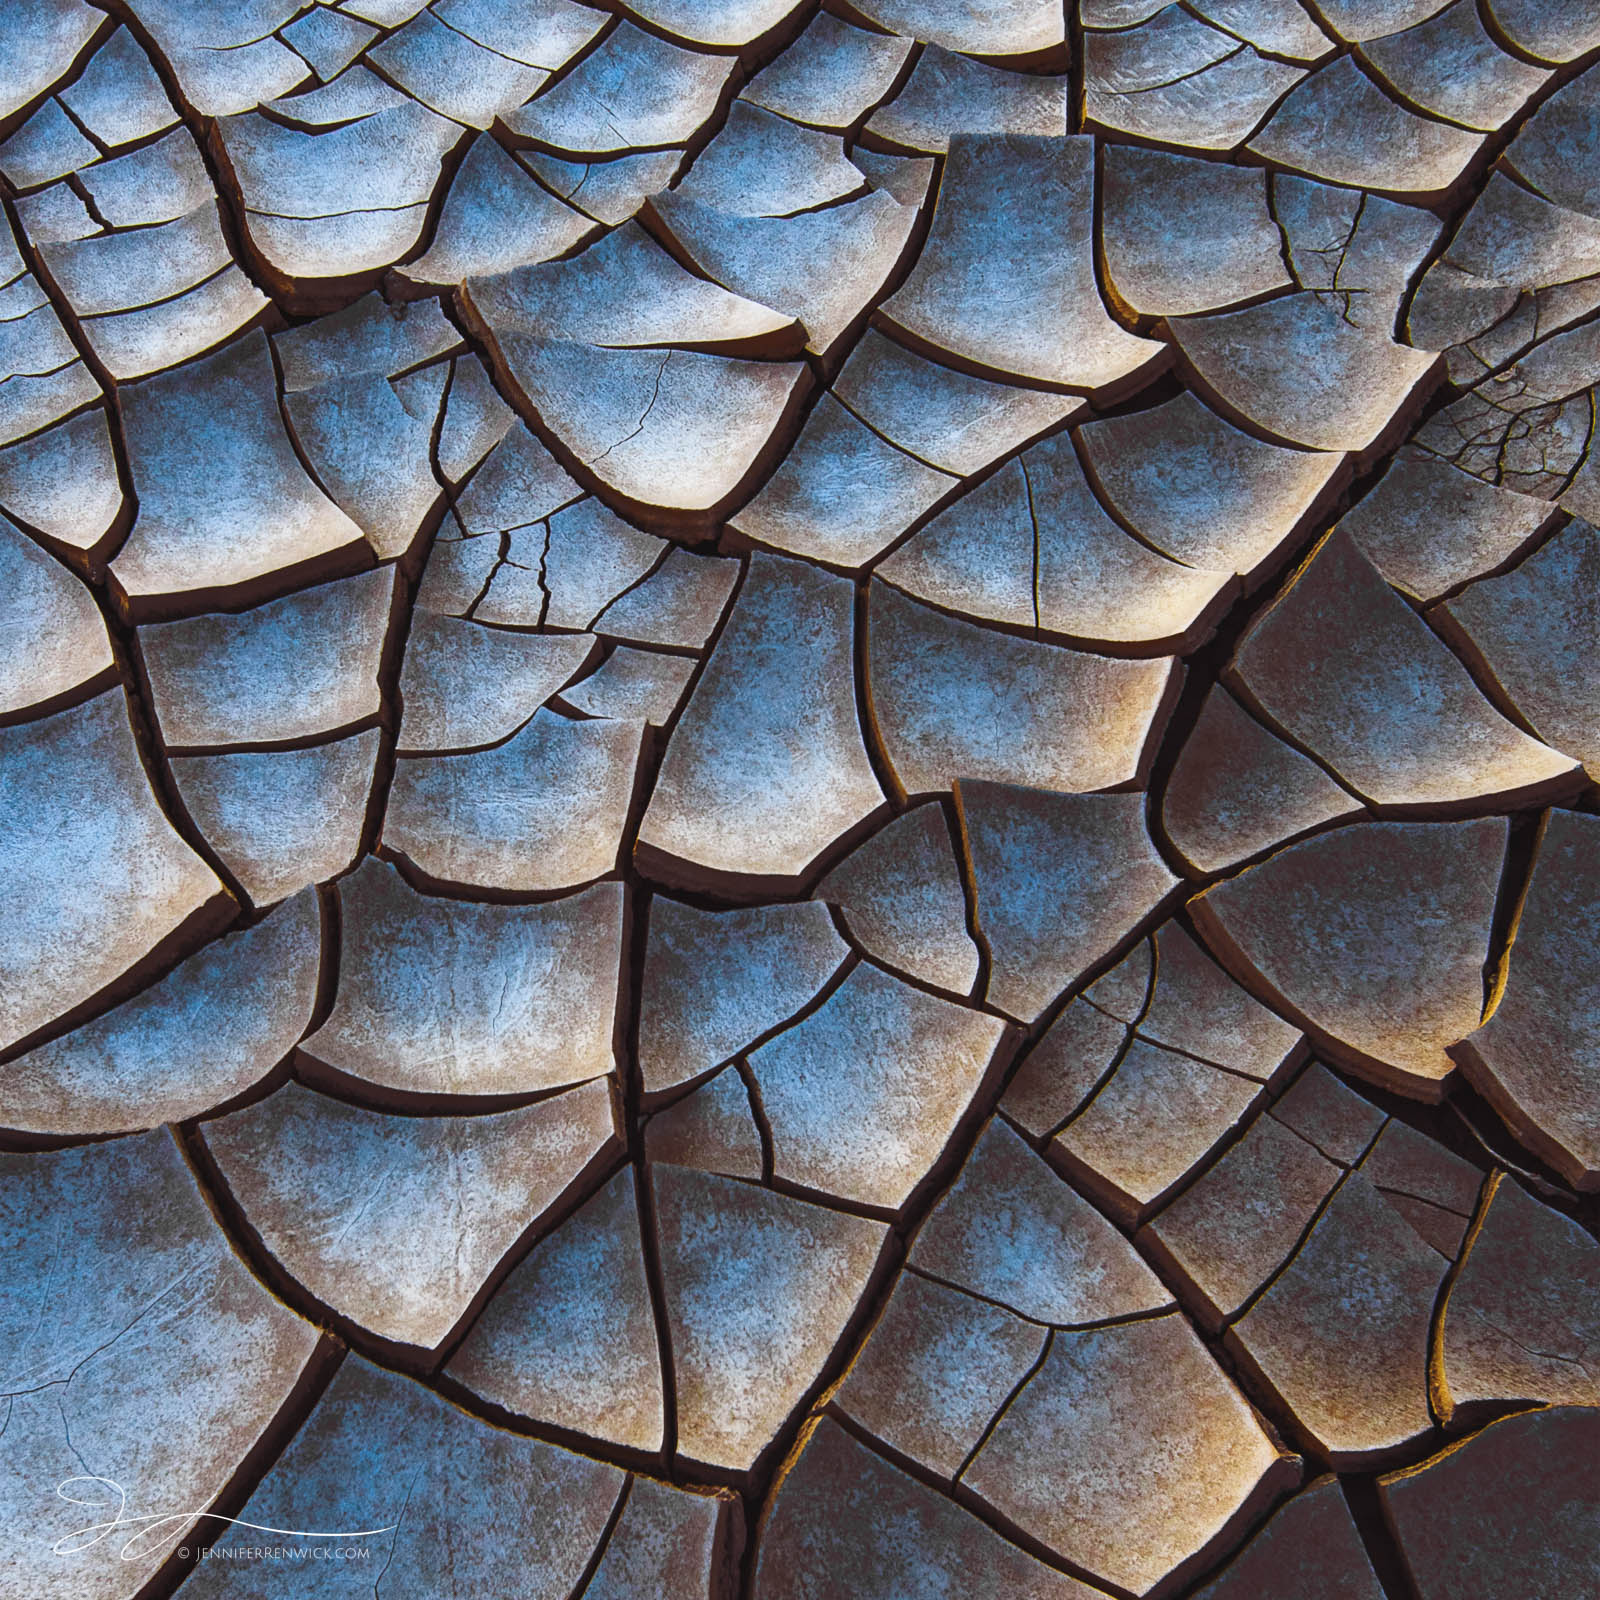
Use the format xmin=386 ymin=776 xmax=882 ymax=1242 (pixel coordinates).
xmin=0 ymin=6 xmax=1596 ymax=1597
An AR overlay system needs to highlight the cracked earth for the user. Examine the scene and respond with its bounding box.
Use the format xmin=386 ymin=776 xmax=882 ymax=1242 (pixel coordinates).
xmin=1 ymin=0 xmax=1599 ymax=1596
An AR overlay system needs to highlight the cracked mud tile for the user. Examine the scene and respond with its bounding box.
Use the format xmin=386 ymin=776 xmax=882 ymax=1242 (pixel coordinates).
xmin=2 ymin=212 xmax=50 ymax=286
xmin=1412 ymin=319 xmax=1600 ymax=500
xmin=277 ymin=297 xmax=461 ymax=560
xmin=19 ymin=67 xmax=269 ymax=379
xmin=1052 ymin=1035 xmax=1270 ymax=1225
xmin=644 ymin=1067 xmax=765 ymax=1179
xmin=435 ymin=354 xmax=516 ymax=484
xmin=959 ymin=780 xmax=1178 ymax=1023
xmin=869 ymin=582 xmax=1181 ymax=796
xmin=912 ymin=1118 xmax=1172 ymax=1323
xmin=180 ymin=1356 xmax=624 ymax=1599
xmin=120 ymin=0 xmax=307 ymax=116
xmin=579 ymin=1474 xmax=741 ymax=1600
xmin=848 ymin=0 xmax=1063 ymax=57
xmin=1433 ymin=519 xmax=1600 ymax=779
xmin=1143 ymin=1104 xmax=1345 ymax=1329
xmin=77 ymin=126 xmax=212 ymax=228
xmin=1228 ymin=1170 xmax=1450 ymax=1464
xmin=637 ymin=897 xmax=849 ymax=1096
xmin=743 ymin=13 xmax=913 ymax=131
xmin=651 ymin=1166 xmax=888 ymax=1477
xmin=0 ymin=405 xmax=123 ymax=554
xmin=1183 ymin=0 xmax=1335 ymax=56
xmin=865 ymin=46 xmax=1068 ymax=153
xmin=1100 ymin=147 xmax=1290 ymax=318
xmin=0 ymin=101 xmax=98 ymax=189
xmin=1362 ymin=1119 xmax=1482 ymax=1257
xmin=1193 ymin=818 xmax=1506 ymax=1097
xmin=12 ymin=185 xmax=99 ymax=247
xmin=963 ymin=1311 xmax=1298 ymax=1598
xmin=616 ymin=0 xmax=796 ymax=46
xmin=1083 ymin=934 xmax=1154 ymax=1018
xmin=1276 ymin=177 xmax=1442 ymax=337
xmin=449 ymin=420 xmax=582 ymax=542
xmin=462 ymin=228 xmax=808 ymax=517
xmin=878 ymin=431 xmax=1232 ymax=648
xmin=1504 ymin=69 xmax=1600 ymax=216
xmin=170 ymin=731 xmax=379 ymax=907
xmin=139 ymin=566 xmax=398 ymax=750
xmin=76 ymin=272 xmax=272 ymax=390
xmin=1364 ymin=1 xmax=1552 ymax=134
xmin=1482 ymin=0 xmax=1600 ymax=64
xmin=560 ymin=647 xmax=697 ymax=727
xmin=672 ymin=102 xmax=866 ymax=221
xmin=111 ymin=332 xmax=370 ymax=621
xmin=384 ymin=709 xmax=644 ymax=893
xmin=1270 ymin=1060 xmax=1387 ymax=1165
xmin=1228 ymin=530 xmax=1580 ymax=811
xmin=834 ymin=1269 xmax=1048 ymax=1479
xmin=302 ymin=859 xmax=621 ymax=1100
xmin=501 ymin=22 xmax=735 ymax=153
xmin=214 ymin=97 xmax=466 ymax=288
xmin=1248 ymin=55 xmax=1482 ymax=198
xmin=396 ymin=613 xmax=594 ymax=753
xmin=1083 ymin=9 xmax=1307 ymax=152
xmin=0 ymin=511 xmax=112 ymax=717
xmin=447 ymin=1167 xmax=663 ymax=1453
xmin=262 ymin=68 xmax=410 ymax=133
xmin=833 ymin=328 xmax=1082 ymax=478
xmin=755 ymin=1418 xmax=1101 ymax=1599
xmin=744 ymin=960 xmax=1006 ymax=1213
xmin=1106 ymin=922 xmax=1305 ymax=1082
xmin=0 ymin=690 xmax=232 ymax=1056
xmin=1077 ymin=390 xmax=1342 ymax=585
xmin=1379 ymin=1407 xmax=1600 ymax=1600
xmin=520 ymin=148 xmax=686 ymax=228
xmin=1452 ymin=809 xmax=1600 ymax=1189
xmin=1306 ymin=0 xmax=1451 ymax=38
xmin=815 ymin=800 xmax=979 ymax=996
xmin=879 ymin=134 xmax=1165 ymax=395
xmin=1409 ymin=176 xmax=1600 ymax=368
xmin=0 ymin=0 xmax=105 ymax=124
xmin=729 ymin=394 xmax=957 ymax=569
xmin=401 ymin=133 xmax=597 ymax=287
xmin=1436 ymin=1172 xmax=1600 ymax=1422
xmin=0 ymin=297 xmax=100 ymax=449
xmin=367 ymin=9 xmax=550 ymax=130
xmin=1162 ymin=686 xmax=1364 ymax=875
xmin=648 ymin=177 xmax=921 ymax=359
xmin=1001 ymin=999 xmax=1127 ymax=1140
xmin=857 ymin=147 xmax=954 ymax=206
xmin=0 ymin=888 xmax=317 ymax=1135
xmin=594 ymin=549 xmax=739 ymax=651
xmin=429 ymin=0 xmax=606 ymax=71
xmin=474 ymin=498 xmax=663 ymax=628
xmin=1336 ymin=452 xmax=1556 ymax=602
xmin=0 ymin=1128 xmax=324 ymax=1600
xmin=1171 ymin=292 xmax=1441 ymax=459
xmin=202 ymin=1076 xmax=617 ymax=1352
xmin=280 ymin=7 xmax=377 ymax=80
xmin=1191 ymin=1477 xmax=1383 ymax=1599
xmin=636 ymin=553 xmax=885 ymax=893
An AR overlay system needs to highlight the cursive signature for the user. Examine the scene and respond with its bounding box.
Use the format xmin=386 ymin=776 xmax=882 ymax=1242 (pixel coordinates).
xmin=52 ymin=1477 xmax=398 ymax=1562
